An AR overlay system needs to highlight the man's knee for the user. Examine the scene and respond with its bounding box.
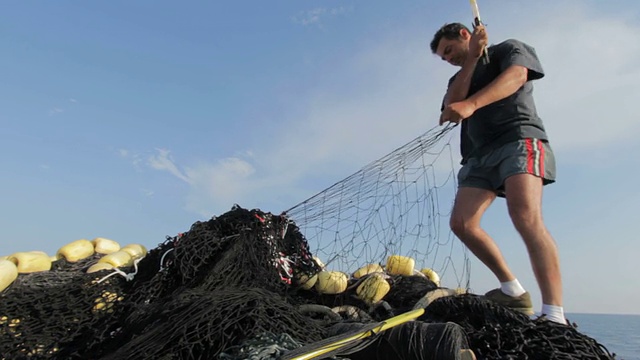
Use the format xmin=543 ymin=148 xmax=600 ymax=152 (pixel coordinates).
xmin=508 ymin=204 xmax=543 ymax=234
xmin=450 ymin=214 xmax=480 ymax=239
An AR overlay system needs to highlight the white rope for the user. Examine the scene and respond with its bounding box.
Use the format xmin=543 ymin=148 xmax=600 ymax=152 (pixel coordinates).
xmin=159 ymin=248 xmax=175 ymax=271
xmin=96 ymin=257 xmax=142 ymax=284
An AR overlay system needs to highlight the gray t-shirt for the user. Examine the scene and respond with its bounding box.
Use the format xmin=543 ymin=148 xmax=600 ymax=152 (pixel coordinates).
xmin=445 ymin=39 xmax=547 ymax=162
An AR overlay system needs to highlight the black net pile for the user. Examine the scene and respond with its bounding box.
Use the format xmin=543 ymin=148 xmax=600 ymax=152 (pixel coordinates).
xmin=0 ymin=206 xmax=329 ymax=359
xmin=420 ymin=294 xmax=616 ymax=359
xmin=281 ymin=321 xmax=470 ymax=360
xmin=383 ymin=275 xmax=439 ymax=311
xmin=0 ymin=264 xmax=127 ymax=359
xmin=102 ymin=287 xmax=325 ymax=359
xmin=104 ymin=206 xmax=328 ymax=359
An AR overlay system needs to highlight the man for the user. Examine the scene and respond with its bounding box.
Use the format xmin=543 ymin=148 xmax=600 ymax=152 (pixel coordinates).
xmin=431 ymin=23 xmax=566 ymax=324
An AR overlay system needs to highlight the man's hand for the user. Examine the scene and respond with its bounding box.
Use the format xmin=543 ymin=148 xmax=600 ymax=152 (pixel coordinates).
xmin=469 ymin=24 xmax=488 ymax=59
xmin=439 ymin=100 xmax=477 ymax=125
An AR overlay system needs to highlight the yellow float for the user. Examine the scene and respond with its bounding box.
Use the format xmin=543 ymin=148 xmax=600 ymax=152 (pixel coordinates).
xmin=296 ymin=272 xmax=319 ymax=290
xmin=86 ymin=262 xmax=115 ymax=274
xmin=315 ymin=271 xmax=348 ymax=295
xmin=352 ymin=263 xmax=384 ymax=279
xmin=7 ymin=252 xmax=52 ymax=273
xmin=356 ymin=273 xmax=390 ymax=303
xmin=420 ymin=268 xmax=441 ymax=286
xmin=91 ymin=237 xmax=121 ymax=255
xmin=0 ymin=259 xmax=19 ymax=293
xmin=386 ymin=255 xmax=415 ymax=276
xmin=56 ymin=239 xmax=95 ymax=262
xmin=97 ymin=250 xmax=134 ymax=268
xmin=120 ymin=244 xmax=147 ymax=260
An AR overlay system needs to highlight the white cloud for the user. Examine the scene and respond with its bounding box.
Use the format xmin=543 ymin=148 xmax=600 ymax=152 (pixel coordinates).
xmin=292 ymin=6 xmax=351 ymax=27
xmin=69 ymin=98 xmax=78 ymax=103
xmin=119 ymin=148 xmax=143 ymax=170
xmin=183 ymin=158 xmax=257 ymax=215
xmin=141 ymin=188 xmax=154 ymax=197
xmin=148 ymin=149 xmax=191 ymax=184
xmin=145 ymin=149 xmax=261 ymax=215
xmin=48 ymin=108 xmax=64 ymax=115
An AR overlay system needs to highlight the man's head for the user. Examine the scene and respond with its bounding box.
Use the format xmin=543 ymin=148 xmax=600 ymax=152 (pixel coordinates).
xmin=430 ymin=23 xmax=472 ymax=67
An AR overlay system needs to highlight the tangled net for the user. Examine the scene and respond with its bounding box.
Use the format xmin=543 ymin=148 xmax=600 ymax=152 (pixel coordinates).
xmin=0 ymin=126 xmax=617 ymax=359
xmin=421 ymin=295 xmax=615 ymax=359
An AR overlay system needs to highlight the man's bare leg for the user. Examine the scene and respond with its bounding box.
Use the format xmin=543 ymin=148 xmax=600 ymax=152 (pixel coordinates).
xmin=504 ymin=173 xmax=565 ymax=323
xmin=450 ymin=187 xmax=515 ymax=282
xmin=504 ymin=173 xmax=562 ymax=305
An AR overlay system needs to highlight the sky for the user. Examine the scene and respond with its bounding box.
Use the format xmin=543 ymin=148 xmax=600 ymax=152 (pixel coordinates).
xmin=1 ymin=0 xmax=639 ymax=316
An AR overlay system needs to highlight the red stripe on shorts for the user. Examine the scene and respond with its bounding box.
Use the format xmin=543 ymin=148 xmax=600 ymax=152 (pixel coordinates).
xmin=526 ymin=138 xmax=534 ymax=174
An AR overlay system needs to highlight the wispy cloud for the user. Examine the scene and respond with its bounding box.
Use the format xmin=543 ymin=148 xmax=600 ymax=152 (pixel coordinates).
xmin=292 ymin=6 xmax=351 ymax=27
xmin=48 ymin=108 xmax=64 ymax=116
xmin=48 ymin=98 xmax=77 ymax=116
xmin=148 ymin=149 xmax=191 ymax=184
xmin=144 ymin=149 xmax=258 ymax=216
xmin=119 ymin=148 xmax=143 ymax=170
xmin=141 ymin=188 xmax=155 ymax=197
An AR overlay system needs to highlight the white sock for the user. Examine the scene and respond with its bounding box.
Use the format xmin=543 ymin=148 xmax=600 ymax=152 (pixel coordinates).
xmin=500 ymin=279 xmax=526 ymax=297
xmin=541 ymin=304 xmax=566 ymax=324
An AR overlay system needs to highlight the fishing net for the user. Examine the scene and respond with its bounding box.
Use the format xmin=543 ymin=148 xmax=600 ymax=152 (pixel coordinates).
xmin=284 ymin=125 xmax=469 ymax=289
xmin=101 ymin=206 xmax=327 ymax=359
xmin=0 ymin=268 xmax=127 ymax=359
xmin=0 ymin=125 xmax=618 ymax=359
xmin=103 ymin=287 xmax=326 ymax=360
xmin=280 ymin=321 xmax=470 ymax=360
xmin=420 ymin=294 xmax=616 ymax=359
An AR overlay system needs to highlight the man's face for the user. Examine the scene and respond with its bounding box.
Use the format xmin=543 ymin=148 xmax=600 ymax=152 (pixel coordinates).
xmin=435 ymin=31 xmax=470 ymax=67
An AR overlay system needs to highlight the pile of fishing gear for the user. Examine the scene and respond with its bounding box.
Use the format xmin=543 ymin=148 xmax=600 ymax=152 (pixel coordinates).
xmin=0 ymin=205 xmax=616 ymax=359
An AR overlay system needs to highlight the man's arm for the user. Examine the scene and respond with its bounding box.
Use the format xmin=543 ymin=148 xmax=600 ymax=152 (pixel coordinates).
xmin=442 ymin=25 xmax=487 ymax=107
xmin=443 ymin=57 xmax=479 ymax=107
xmin=466 ymin=64 xmax=527 ymax=110
xmin=440 ymin=64 xmax=527 ymax=124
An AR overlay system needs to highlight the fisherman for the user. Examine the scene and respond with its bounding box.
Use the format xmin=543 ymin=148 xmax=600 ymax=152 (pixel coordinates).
xmin=431 ymin=22 xmax=567 ymax=324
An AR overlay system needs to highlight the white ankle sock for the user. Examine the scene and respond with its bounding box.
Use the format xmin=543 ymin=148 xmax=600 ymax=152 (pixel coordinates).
xmin=541 ymin=304 xmax=566 ymax=324
xmin=500 ymin=279 xmax=526 ymax=297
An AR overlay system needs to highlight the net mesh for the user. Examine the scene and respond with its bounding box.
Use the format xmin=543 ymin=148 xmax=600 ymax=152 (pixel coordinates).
xmin=0 ymin=125 xmax=617 ymax=359
xmin=421 ymin=294 xmax=616 ymax=359
xmin=284 ymin=125 xmax=469 ymax=288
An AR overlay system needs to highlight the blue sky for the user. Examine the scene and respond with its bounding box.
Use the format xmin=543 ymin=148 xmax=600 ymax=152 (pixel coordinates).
xmin=1 ymin=0 xmax=639 ymax=315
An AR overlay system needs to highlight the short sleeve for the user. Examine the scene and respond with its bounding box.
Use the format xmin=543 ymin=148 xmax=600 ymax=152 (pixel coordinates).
xmin=440 ymin=73 xmax=459 ymax=111
xmin=495 ymin=39 xmax=544 ymax=81
xmin=459 ymin=121 xmax=472 ymax=164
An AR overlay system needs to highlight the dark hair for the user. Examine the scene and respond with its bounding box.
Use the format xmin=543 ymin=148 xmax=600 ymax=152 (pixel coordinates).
xmin=430 ymin=23 xmax=470 ymax=54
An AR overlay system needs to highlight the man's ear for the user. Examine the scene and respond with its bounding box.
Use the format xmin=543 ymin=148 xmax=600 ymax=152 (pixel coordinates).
xmin=459 ymin=28 xmax=471 ymax=40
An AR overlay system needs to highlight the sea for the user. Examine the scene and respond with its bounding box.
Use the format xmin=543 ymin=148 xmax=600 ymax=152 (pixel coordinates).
xmin=566 ymin=313 xmax=640 ymax=360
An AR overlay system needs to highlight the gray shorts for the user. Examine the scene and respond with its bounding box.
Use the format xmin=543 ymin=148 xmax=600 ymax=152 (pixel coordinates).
xmin=458 ymin=138 xmax=556 ymax=196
